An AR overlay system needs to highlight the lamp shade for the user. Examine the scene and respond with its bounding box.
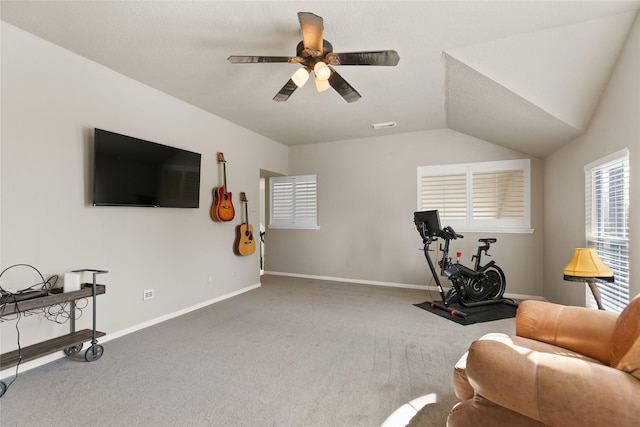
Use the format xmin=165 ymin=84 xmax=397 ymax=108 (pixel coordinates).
xmin=314 ymin=77 xmax=331 ymax=92
xmin=314 ymin=61 xmax=331 ymax=81
xmin=291 ymin=68 xmax=310 ymax=88
xmin=563 ymin=248 xmax=614 ymax=282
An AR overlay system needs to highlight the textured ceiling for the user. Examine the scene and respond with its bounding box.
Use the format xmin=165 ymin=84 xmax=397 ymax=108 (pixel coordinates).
xmin=1 ymin=1 xmax=639 ymax=158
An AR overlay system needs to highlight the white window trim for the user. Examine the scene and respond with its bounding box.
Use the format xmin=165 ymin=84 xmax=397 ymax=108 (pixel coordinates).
xmin=417 ymin=159 xmax=533 ymax=233
xmin=268 ymin=174 xmax=320 ymax=230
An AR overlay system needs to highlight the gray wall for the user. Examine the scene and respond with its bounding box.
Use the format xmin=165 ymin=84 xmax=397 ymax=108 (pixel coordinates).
xmin=265 ymin=129 xmax=544 ymax=299
xmin=544 ymin=13 xmax=640 ymax=306
xmin=0 ymin=23 xmax=288 ymax=360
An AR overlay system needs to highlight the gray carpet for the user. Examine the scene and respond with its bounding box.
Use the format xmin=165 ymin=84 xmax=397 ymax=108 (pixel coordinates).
xmin=0 ymin=275 xmax=515 ymax=426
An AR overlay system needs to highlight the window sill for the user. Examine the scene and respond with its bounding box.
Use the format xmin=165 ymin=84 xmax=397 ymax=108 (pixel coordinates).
xmin=453 ymin=227 xmax=535 ymax=234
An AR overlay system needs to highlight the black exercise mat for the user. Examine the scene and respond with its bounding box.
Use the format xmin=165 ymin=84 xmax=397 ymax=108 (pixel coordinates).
xmin=414 ymin=300 xmax=518 ymax=325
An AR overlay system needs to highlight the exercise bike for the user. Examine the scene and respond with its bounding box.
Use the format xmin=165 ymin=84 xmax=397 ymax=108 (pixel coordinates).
xmin=414 ymin=210 xmax=513 ymax=318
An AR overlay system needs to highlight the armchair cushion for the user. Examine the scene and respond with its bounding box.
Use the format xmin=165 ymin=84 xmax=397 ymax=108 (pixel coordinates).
xmin=448 ymin=395 xmax=545 ymax=427
xmin=515 ymin=299 xmax=617 ymax=364
xmin=617 ymin=335 xmax=640 ymax=379
xmin=611 ymin=294 xmax=640 ymax=377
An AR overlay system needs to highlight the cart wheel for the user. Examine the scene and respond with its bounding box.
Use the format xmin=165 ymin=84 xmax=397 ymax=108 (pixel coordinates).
xmin=85 ymin=344 xmax=104 ymax=362
xmin=64 ymin=343 xmax=84 ymax=356
xmin=0 ymin=381 xmax=6 ymax=398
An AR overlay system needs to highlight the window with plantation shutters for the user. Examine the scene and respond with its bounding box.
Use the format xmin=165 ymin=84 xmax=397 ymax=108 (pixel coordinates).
xmin=420 ymin=173 xmax=467 ymax=219
xmin=472 ymin=169 xmax=525 ymax=220
xmin=269 ymin=174 xmax=319 ymax=229
xmin=417 ymin=159 xmax=531 ymax=232
xmin=585 ymin=150 xmax=629 ymax=313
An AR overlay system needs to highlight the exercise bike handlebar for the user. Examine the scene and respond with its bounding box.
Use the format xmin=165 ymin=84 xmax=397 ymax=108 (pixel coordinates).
xmin=442 ymin=226 xmax=463 ymax=240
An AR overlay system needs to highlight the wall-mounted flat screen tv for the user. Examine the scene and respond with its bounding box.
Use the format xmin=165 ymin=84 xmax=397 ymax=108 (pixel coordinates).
xmin=93 ymin=129 xmax=201 ymax=208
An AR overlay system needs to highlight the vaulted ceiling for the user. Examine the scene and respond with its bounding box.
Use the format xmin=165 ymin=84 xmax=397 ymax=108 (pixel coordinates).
xmin=2 ymin=1 xmax=639 ymax=158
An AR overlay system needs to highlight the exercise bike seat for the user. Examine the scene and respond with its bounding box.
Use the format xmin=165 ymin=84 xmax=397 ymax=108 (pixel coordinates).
xmin=479 ymin=238 xmax=497 ymax=244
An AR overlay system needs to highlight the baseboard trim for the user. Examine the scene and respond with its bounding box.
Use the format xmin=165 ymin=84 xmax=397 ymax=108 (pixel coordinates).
xmin=0 ymin=282 xmax=261 ymax=379
xmin=264 ymin=271 xmax=431 ymax=290
xmin=264 ymin=271 xmax=544 ymax=301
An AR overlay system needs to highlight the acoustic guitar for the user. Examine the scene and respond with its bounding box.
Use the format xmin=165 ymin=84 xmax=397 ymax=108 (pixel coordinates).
xmin=211 ymin=152 xmax=235 ymax=221
xmin=235 ymin=192 xmax=256 ymax=256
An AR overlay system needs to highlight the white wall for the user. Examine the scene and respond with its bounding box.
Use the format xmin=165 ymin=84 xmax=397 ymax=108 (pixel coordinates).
xmin=266 ymin=129 xmax=544 ymax=299
xmin=544 ymin=13 xmax=640 ymax=306
xmin=0 ymin=22 xmax=288 ymax=356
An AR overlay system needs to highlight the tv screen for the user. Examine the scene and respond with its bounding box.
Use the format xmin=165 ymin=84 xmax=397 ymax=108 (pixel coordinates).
xmin=414 ymin=210 xmax=443 ymax=238
xmin=93 ymin=129 xmax=201 ymax=208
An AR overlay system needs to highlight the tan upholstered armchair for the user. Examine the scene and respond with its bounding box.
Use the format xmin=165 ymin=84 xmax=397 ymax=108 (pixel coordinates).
xmin=448 ymin=295 xmax=640 ymax=427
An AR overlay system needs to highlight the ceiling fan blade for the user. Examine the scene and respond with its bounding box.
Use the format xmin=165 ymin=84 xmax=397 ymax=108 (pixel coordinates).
xmin=328 ymin=67 xmax=361 ymax=103
xmin=298 ymin=12 xmax=324 ymax=54
xmin=273 ymin=79 xmax=298 ymax=102
xmin=228 ymin=56 xmax=292 ymax=64
xmin=327 ymin=50 xmax=400 ymax=66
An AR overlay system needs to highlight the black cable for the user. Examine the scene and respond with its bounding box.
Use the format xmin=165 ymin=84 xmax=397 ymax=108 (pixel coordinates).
xmin=0 ymin=263 xmax=47 ymax=291
xmin=0 ymin=299 xmax=23 ymax=397
xmin=44 ymin=298 xmax=87 ymax=324
xmin=44 ymin=274 xmax=58 ymax=291
xmin=0 ymin=264 xmax=50 ymax=305
xmin=0 ymin=264 xmax=49 ymax=398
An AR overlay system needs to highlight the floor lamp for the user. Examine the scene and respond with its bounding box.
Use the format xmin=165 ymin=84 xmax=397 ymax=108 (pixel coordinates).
xmin=563 ymin=247 xmax=614 ymax=310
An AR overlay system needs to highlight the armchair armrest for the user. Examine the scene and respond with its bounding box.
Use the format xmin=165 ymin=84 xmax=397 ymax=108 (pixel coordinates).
xmin=516 ymin=300 xmax=618 ymax=364
xmin=466 ymin=338 xmax=640 ymax=427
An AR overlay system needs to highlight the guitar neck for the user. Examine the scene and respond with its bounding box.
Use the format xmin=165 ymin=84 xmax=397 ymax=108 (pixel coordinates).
xmin=222 ymin=162 xmax=228 ymax=192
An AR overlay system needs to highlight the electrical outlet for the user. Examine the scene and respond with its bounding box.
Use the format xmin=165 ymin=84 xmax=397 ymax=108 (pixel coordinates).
xmin=143 ymin=289 xmax=154 ymax=301
xmin=208 ymin=275 xmax=213 ymax=284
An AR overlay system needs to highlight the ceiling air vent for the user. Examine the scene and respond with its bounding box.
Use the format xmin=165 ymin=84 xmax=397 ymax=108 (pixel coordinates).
xmin=371 ymin=121 xmax=397 ymax=130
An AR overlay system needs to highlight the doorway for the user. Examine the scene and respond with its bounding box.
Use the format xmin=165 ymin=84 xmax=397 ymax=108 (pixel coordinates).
xmin=259 ymin=177 xmax=266 ymax=275
xmin=259 ymin=169 xmax=286 ymax=275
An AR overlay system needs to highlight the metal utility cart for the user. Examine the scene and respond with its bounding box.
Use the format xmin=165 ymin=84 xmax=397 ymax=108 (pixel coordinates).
xmin=0 ymin=269 xmax=108 ymax=397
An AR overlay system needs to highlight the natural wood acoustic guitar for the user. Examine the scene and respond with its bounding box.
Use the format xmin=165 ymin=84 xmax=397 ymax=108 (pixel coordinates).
xmin=234 ymin=192 xmax=256 ymax=256
xmin=211 ymin=152 xmax=235 ymax=221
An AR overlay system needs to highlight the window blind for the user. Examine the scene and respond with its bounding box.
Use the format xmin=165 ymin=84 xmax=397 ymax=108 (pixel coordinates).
xmin=270 ymin=175 xmax=318 ymax=229
xmin=585 ymin=151 xmax=629 ymax=312
xmin=420 ymin=173 xmax=467 ymax=218
xmin=472 ymin=169 xmax=525 ymax=219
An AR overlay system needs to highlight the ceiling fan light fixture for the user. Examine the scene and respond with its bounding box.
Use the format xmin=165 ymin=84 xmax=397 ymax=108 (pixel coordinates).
xmin=314 ymin=61 xmax=331 ymax=81
xmin=229 ymin=12 xmax=399 ymax=102
xmin=291 ymin=68 xmax=310 ymax=87
xmin=315 ymin=77 xmax=331 ymax=93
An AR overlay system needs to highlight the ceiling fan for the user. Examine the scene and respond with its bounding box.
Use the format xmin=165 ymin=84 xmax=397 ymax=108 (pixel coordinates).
xmin=227 ymin=12 xmax=400 ymax=103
